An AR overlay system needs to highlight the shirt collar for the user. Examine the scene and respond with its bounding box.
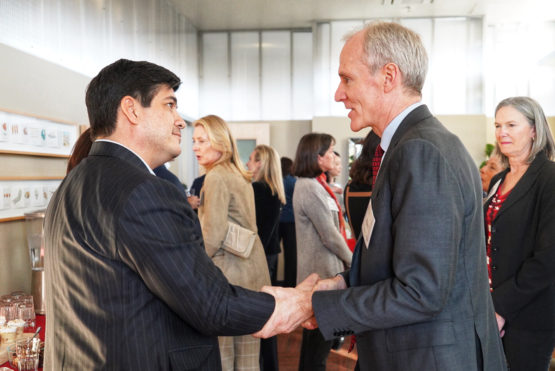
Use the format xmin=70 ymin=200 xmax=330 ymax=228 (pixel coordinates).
xmin=95 ymin=139 xmax=155 ymax=175
xmin=380 ymin=102 xmax=423 ymax=153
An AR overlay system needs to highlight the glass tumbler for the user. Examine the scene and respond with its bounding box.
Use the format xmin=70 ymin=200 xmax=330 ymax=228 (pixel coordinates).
xmin=15 ymin=337 xmax=41 ymax=371
xmin=17 ymin=304 xmax=36 ymax=330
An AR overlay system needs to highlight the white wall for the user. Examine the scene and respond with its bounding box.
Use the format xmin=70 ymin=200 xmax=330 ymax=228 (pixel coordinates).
xmin=0 ymin=43 xmax=90 ymax=295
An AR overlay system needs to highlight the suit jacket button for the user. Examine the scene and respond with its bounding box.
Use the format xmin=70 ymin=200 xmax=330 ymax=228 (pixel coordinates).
xmin=492 ymin=227 xmax=496 ymax=233
xmin=492 ymin=265 xmax=497 ymax=270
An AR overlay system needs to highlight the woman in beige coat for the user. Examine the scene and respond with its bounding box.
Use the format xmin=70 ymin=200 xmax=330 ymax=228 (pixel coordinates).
xmin=193 ymin=115 xmax=271 ymax=371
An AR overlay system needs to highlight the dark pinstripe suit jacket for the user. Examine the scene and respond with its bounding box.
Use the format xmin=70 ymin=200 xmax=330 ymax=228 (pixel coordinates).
xmin=44 ymin=141 xmax=275 ymax=370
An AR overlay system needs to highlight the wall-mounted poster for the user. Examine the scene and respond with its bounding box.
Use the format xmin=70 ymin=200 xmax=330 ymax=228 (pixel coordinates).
xmin=0 ymin=179 xmax=62 ymax=221
xmin=0 ymin=109 xmax=78 ymax=157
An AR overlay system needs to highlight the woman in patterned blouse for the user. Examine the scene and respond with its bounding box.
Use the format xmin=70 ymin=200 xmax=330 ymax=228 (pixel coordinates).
xmin=484 ymin=96 xmax=555 ymax=371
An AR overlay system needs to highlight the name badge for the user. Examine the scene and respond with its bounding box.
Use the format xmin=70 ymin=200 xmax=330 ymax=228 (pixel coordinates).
xmin=361 ymin=200 xmax=375 ymax=248
xmin=327 ymin=196 xmax=339 ymax=212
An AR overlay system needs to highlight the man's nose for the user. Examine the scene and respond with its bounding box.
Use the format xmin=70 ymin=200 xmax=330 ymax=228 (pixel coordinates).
xmin=175 ymin=116 xmax=186 ymax=129
xmin=334 ymin=84 xmax=345 ymax=102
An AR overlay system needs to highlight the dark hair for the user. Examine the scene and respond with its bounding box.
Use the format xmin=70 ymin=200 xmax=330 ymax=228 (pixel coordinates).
xmin=85 ymin=59 xmax=181 ymax=138
xmin=349 ymin=130 xmax=381 ymax=185
xmin=292 ymin=133 xmax=334 ymax=178
xmin=67 ymin=127 xmax=93 ymax=174
xmin=280 ymin=157 xmax=293 ymax=177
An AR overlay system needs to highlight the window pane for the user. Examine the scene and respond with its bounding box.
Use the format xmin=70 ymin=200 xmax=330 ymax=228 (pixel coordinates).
xmin=231 ymin=32 xmax=260 ymax=121
xmin=262 ymin=31 xmax=291 ymax=120
xmin=314 ymin=23 xmax=331 ymax=116
xmin=292 ymin=31 xmax=313 ymax=120
xmin=201 ymin=32 xmax=231 ymax=119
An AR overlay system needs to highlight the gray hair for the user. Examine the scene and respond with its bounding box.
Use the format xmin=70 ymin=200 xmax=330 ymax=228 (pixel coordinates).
xmin=494 ymin=96 xmax=555 ymax=166
xmin=346 ymin=21 xmax=428 ymax=96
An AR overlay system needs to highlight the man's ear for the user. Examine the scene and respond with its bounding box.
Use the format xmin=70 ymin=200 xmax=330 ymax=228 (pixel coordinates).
xmin=382 ymin=62 xmax=400 ymax=93
xmin=120 ymin=96 xmax=140 ymax=125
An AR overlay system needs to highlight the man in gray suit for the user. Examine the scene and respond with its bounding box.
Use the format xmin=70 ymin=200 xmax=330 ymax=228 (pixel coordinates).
xmin=258 ymin=22 xmax=507 ymax=371
xmin=44 ymin=59 xmax=315 ymax=370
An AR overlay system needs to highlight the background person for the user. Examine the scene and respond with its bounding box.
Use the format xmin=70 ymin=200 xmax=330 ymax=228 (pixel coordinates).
xmin=278 ymin=157 xmax=297 ymax=288
xmin=246 ymin=144 xmax=286 ymax=371
xmin=484 ymin=96 xmax=555 ymax=371
xmin=186 ymin=174 xmax=205 ymax=210
xmin=343 ymin=130 xmax=380 ymax=239
xmin=480 ymin=153 xmax=504 ymax=196
xmin=327 ymin=151 xmax=343 ymax=197
xmin=193 ymin=114 xmax=271 ymax=371
xmin=247 ymin=144 xmax=285 ymax=285
xmin=292 ymin=132 xmax=352 ymax=371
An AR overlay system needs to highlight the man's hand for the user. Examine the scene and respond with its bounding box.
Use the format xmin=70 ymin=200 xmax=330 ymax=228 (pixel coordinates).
xmin=301 ymin=275 xmax=348 ymax=330
xmin=495 ymin=312 xmax=505 ymax=337
xmin=253 ymin=273 xmax=319 ymax=338
xmin=315 ymin=275 xmax=347 ymax=291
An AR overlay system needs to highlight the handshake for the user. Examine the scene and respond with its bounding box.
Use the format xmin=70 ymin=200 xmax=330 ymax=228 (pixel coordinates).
xmin=253 ymin=273 xmax=347 ymax=338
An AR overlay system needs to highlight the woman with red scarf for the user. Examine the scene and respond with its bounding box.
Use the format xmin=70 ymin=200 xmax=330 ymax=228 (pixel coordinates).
xmin=292 ymin=133 xmax=352 ymax=371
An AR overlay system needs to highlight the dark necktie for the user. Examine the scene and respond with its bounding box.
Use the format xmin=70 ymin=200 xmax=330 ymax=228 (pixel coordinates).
xmin=372 ymin=145 xmax=384 ymax=187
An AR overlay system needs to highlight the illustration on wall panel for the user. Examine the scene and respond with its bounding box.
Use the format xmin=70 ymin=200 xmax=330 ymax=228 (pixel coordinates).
xmin=0 ymin=110 xmax=78 ymax=157
xmin=0 ymin=180 xmax=61 ymax=221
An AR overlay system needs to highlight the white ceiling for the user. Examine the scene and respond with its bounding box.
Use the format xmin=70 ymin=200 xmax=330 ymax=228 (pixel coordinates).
xmin=172 ymin=0 xmax=555 ymax=31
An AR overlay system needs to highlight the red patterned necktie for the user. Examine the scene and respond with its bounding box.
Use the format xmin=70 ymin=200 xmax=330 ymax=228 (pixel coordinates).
xmin=372 ymin=145 xmax=384 ymax=187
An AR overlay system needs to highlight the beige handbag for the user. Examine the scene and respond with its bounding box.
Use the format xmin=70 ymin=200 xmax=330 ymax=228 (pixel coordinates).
xmin=222 ymin=221 xmax=256 ymax=258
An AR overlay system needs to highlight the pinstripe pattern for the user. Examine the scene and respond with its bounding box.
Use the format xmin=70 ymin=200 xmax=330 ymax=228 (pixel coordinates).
xmin=43 ymin=141 xmax=275 ymax=371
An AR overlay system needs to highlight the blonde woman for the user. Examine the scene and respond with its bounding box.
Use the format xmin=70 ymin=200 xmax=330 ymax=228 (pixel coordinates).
xmin=192 ymin=115 xmax=271 ymax=371
xmin=246 ymin=145 xmax=286 ymax=284
xmin=247 ymin=145 xmax=285 ymax=371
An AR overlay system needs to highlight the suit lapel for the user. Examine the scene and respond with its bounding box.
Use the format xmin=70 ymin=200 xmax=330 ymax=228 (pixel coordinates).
xmin=493 ymin=152 xmax=547 ymax=220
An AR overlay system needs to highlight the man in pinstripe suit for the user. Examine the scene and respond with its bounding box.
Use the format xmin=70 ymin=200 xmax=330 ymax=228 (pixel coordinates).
xmin=43 ymin=59 xmax=315 ymax=370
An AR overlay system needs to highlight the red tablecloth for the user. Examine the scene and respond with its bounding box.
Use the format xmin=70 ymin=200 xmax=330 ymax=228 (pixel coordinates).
xmin=1 ymin=314 xmax=45 ymax=370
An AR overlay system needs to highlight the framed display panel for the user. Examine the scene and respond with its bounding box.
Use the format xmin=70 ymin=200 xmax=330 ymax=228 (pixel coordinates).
xmin=0 ymin=109 xmax=79 ymax=157
xmin=348 ymin=137 xmax=364 ymax=165
xmin=0 ymin=178 xmax=62 ymax=222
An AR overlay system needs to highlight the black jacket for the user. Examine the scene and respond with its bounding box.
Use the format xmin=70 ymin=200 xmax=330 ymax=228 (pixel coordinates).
xmin=485 ymin=150 xmax=555 ymax=331
xmin=253 ymin=181 xmax=282 ymax=255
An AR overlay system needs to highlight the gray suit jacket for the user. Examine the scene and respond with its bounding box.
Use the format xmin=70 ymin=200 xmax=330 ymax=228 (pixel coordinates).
xmin=312 ymin=106 xmax=506 ymax=371
xmin=293 ymin=177 xmax=352 ymax=283
xmin=44 ymin=141 xmax=275 ymax=370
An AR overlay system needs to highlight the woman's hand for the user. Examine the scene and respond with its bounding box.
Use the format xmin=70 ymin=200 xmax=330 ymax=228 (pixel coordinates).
xmin=495 ymin=312 xmax=506 ymax=337
xmin=187 ymin=195 xmax=200 ymax=209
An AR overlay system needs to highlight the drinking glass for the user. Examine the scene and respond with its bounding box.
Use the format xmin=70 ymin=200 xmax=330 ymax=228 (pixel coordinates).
xmin=0 ymin=301 xmax=17 ymax=322
xmin=17 ymin=304 xmax=36 ymax=330
xmin=15 ymin=338 xmax=41 ymax=371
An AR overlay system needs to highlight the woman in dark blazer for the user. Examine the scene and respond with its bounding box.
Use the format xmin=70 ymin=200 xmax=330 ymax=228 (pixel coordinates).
xmin=247 ymin=144 xmax=286 ymax=285
xmin=247 ymin=144 xmax=285 ymax=371
xmin=484 ymin=96 xmax=555 ymax=371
